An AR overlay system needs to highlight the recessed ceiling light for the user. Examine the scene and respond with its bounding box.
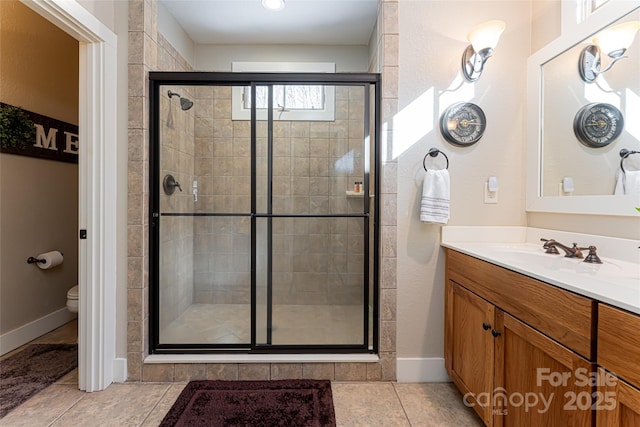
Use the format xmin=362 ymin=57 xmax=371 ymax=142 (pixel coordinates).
xmin=262 ymin=0 xmax=285 ymax=11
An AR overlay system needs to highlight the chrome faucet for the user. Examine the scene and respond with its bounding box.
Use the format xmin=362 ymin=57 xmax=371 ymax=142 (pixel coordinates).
xmin=540 ymin=238 xmax=584 ymax=258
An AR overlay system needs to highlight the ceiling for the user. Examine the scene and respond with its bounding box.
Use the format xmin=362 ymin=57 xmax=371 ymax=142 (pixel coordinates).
xmin=159 ymin=0 xmax=379 ymax=46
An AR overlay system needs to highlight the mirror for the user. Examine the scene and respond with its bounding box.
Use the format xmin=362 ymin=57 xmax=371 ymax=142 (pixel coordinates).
xmin=526 ymin=3 xmax=640 ymax=216
xmin=541 ymin=9 xmax=640 ymax=197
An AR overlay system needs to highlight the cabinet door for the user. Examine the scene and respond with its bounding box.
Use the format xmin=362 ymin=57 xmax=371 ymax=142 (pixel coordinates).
xmin=445 ymin=280 xmax=495 ymax=425
xmin=493 ymin=311 xmax=593 ymax=427
xmin=597 ymin=368 xmax=640 ymax=427
xmin=598 ymin=304 xmax=640 ymax=389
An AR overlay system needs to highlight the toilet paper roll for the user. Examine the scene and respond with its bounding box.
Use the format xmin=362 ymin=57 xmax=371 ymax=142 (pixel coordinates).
xmin=36 ymin=251 xmax=64 ymax=270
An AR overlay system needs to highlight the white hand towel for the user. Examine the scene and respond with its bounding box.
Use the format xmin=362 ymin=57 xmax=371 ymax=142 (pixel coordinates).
xmin=613 ymin=170 xmax=624 ymax=195
xmin=623 ymin=170 xmax=640 ymax=195
xmin=420 ymin=169 xmax=450 ymax=224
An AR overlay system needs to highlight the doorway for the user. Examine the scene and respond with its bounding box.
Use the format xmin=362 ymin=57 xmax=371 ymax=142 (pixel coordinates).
xmin=22 ymin=0 xmax=119 ymax=391
xmin=149 ymin=72 xmax=380 ymax=354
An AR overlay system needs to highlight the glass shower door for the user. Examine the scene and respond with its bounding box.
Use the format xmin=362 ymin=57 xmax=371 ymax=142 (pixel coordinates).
xmin=253 ymin=83 xmax=372 ymax=349
xmin=156 ymin=84 xmax=252 ymax=347
xmin=150 ymin=73 xmax=380 ymax=354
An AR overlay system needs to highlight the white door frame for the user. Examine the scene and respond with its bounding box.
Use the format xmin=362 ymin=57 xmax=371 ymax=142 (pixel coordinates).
xmin=21 ymin=0 xmax=118 ymax=392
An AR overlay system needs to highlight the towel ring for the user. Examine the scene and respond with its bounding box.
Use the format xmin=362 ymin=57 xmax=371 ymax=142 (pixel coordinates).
xmin=620 ymin=148 xmax=639 ymax=173
xmin=423 ymin=148 xmax=449 ymax=172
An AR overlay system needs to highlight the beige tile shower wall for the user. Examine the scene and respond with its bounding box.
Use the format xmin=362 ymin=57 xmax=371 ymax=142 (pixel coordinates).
xmin=128 ymin=0 xmax=194 ymax=377
xmin=129 ymin=0 xmax=396 ymax=382
xmin=373 ymin=0 xmax=399 ymax=381
xmin=192 ymin=85 xmax=367 ymax=307
xmin=158 ymin=84 xmax=195 ymax=331
xmin=193 ymin=86 xmax=251 ymax=305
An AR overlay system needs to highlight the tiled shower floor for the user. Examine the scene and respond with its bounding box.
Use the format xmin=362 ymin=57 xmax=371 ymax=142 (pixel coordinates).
xmin=160 ymin=303 xmax=366 ymax=345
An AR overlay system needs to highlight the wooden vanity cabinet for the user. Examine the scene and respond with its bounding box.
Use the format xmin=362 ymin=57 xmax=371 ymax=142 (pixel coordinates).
xmin=445 ymin=281 xmax=495 ymax=424
xmin=493 ymin=310 xmax=592 ymax=427
xmin=596 ymin=304 xmax=640 ymax=426
xmin=597 ymin=368 xmax=640 ymax=426
xmin=598 ymin=304 xmax=640 ymax=388
xmin=445 ymin=249 xmax=595 ymax=427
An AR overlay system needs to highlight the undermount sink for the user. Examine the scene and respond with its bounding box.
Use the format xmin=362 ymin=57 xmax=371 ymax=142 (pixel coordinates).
xmin=486 ymin=247 xmax=552 ymax=263
xmin=472 ymin=244 xmax=632 ymax=281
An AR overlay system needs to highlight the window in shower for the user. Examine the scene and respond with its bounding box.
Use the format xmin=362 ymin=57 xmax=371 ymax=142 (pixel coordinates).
xmin=231 ymin=62 xmax=336 ymax=121
xmin=149 ymin=72 xmax=380 ymax=354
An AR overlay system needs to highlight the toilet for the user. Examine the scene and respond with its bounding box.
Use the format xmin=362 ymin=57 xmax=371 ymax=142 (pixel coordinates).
xmin=66 ymin=285 xmax=79 ymax=313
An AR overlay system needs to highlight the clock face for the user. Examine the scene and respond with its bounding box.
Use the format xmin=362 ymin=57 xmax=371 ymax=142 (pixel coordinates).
xmin=573 ymin=103 xmax=624 ymax=148
xmin=440 ymin=102 xmax=486 ymax=146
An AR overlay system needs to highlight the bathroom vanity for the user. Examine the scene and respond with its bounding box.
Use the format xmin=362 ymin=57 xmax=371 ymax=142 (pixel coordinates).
xmin=442 ymin=227 xmax=640 ymax=427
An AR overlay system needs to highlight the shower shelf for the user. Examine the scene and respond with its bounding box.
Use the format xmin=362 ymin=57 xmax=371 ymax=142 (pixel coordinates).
xmin=345 ymin=191 xmax=374 ymax=197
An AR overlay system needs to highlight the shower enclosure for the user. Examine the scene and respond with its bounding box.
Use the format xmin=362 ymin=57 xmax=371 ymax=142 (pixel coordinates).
xmin=149 ymin=72 xmax=380 ymax=353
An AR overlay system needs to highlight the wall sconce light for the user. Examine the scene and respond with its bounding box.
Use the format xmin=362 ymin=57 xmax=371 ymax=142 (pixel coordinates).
xmin=579 ymin=21 xmax=640 ymax=83
xmin=461 ymin=20 xmax=506 ymax=82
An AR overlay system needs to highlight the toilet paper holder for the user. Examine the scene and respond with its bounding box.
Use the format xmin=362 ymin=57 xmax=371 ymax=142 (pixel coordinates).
xmin=27 ymin=253 xmax=63 ymax=264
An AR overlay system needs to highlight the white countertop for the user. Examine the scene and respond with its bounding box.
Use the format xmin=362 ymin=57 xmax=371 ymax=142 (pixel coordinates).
xmin=441 ymin=227 xmax=640 ymax=315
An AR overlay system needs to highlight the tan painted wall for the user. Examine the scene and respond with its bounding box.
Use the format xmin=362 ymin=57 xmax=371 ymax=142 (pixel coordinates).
xmin=396 ymin=0 xmax=531 ymax=360
xmin=531 ymin=0 xmax=561 ymax=53
xmin=0 ymin=0 xmax=79 ymax=334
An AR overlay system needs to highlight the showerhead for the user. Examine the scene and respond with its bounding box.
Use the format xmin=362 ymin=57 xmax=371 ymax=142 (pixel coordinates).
xmin=180 ymin=97 xmax=194 ymax=111
xmin=167 ymin=90 xmax=193 ymax=111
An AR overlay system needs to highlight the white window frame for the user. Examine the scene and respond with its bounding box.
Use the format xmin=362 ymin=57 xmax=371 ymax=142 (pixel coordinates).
xmin=231 ymin=62 xmax=335 ymax=121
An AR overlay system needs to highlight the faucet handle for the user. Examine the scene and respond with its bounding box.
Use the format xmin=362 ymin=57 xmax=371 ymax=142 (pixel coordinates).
xmin=580 ymin=245 xmax=602 ymax=264
xmin=571 ymin=243 xmax=585 ymax=258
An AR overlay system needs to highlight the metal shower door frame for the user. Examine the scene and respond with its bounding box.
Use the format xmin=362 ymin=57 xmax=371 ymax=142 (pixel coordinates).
xmin=148 ymin=72 xmax=381 ymax=355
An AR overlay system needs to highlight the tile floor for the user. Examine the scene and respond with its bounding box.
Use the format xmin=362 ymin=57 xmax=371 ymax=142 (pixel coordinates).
xmin=1 ymin=322 xmax=483 ymax=426
xmin=160 ymin=303 xmax=366 ymax=346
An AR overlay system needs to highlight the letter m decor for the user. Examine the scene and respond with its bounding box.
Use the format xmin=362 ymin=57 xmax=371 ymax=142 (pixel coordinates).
xmin=0 ymin=102 xmax=78 ymax=164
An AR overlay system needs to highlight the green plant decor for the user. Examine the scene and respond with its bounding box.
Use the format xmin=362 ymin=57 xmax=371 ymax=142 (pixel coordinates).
xmin=0 ymin=104 xmax=35 ymax=150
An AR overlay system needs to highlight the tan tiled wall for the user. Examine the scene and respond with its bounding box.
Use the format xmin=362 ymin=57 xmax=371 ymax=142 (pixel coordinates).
xmin=127 ymin=0 xmax=398 ymax=382
xmin=374 ymin=0 xmax=399 ymax=381
xmin=158 ymin=85 xmax=195 ymax=330
xmin=191 ymin=86 xmax=252 ymax=305
xmin=191 ymin=85 xmax=368 ymax=307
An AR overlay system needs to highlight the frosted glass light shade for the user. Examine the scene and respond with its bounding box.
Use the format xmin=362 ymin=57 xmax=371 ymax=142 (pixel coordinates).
xmin=262 ymin=0 xmax=285 ymax=11
xmin=592 ymin=21 xmax=640 ymax=55
xmin=467 ymin=20 xmax=506 ymax=52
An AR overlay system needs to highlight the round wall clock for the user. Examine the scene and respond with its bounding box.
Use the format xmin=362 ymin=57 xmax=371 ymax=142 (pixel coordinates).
xmin=440 ymin=102 xmax=486 ymax=146
xmin=573 ymin=103 xmax=624 ymax=148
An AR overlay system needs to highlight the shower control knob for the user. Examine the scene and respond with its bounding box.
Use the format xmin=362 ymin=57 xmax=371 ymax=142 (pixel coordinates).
xmin=163 ymin=174 xmax=182 ymax=195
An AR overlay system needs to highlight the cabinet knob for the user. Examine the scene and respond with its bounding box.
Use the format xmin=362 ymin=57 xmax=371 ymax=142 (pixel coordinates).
xmin=491 ymin=329 xmax=502 ymax=338
xmin=482 ymin=323 xmax=491 ymax=330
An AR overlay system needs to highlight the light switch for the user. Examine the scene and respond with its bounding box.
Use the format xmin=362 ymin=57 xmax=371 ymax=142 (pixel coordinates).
xmin=484 ymin=178 xmax=498 ymax=204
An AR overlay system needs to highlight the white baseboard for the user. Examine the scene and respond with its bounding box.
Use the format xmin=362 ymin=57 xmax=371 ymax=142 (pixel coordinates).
xmin=396 ymin=357 xmax=451 ymax=383
xmin=0 ymin=308 xmax=76 ymax=356
xmin=113 ymin=357 xmax=127 ymax=383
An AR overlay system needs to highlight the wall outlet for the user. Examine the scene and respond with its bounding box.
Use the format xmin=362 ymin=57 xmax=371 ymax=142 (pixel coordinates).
xmin=484 ymin=182 xmax=498 ymax=204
